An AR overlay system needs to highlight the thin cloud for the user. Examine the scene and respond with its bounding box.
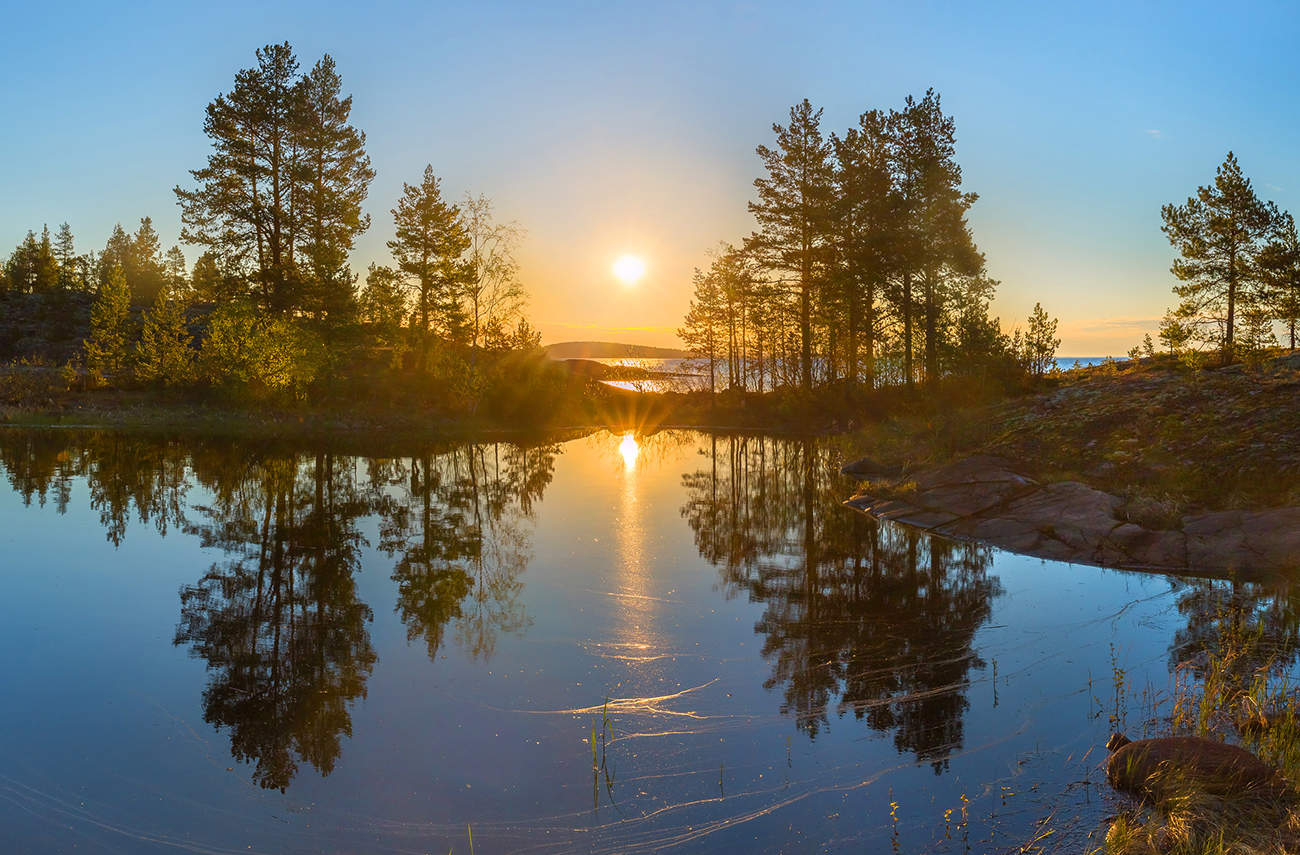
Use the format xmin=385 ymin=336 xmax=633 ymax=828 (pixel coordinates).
xmin=1145 ymin=129 xmax=1162 ymax=138
xmin=1071 ymin=317 xmax=1161 ymax=333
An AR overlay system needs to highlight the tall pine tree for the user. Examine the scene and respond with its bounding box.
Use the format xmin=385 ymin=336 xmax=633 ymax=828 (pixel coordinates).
xmin=1161 ymin=152 xmax=1276 ymax=361
xmin=295 ymin=55 xmax=375 ymax=321
xmin=748 ymin=99 xmax=835 ymax=393
xmin=388 ymin=165 xmax=469 ymax=359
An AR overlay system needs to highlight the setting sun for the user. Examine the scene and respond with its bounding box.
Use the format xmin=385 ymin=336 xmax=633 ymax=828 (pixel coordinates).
xmin=612 ymin=254 xmax=646 ymax=285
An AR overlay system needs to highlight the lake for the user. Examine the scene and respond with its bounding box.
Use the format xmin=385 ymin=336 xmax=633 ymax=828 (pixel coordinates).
xmin=580 ymin=357 xmax=1120 ymax=392
xmin=0 ymin=428 xmax=1285 ymax=853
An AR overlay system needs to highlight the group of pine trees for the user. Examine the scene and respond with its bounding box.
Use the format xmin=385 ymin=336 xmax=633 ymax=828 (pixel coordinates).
xmin=1159 ymin=152 xmax=1300 ymax=363
xmin=2 ymin=42 xmax=537 ymax=401
xmin=678 ymin=93 xmax=1059 ymax=395
xmin=1 ymin=218 xmax=185 ymax=304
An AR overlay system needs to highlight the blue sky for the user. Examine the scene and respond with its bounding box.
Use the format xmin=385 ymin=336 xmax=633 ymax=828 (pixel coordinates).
xmin=4 ymin=0 xmax=1298 ymax=352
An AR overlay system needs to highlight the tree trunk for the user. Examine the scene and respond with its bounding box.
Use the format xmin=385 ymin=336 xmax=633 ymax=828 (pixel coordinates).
xmin=1225 ymin=247 xmax=1236 ymax=363
xmin=903 ymin=271 xmax=914 ymax=389
xmin=847 ymin=279 xmax=859 ymax=386
xmin=924 ymin=268 xmax=938 ymax=386
xmin=800 ymin=266 xmax=813 ymax=393
xmin=864 ymin=279 xmax=876 ymax=390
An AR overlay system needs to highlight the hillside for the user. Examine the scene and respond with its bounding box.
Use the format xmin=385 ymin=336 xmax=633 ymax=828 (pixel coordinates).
xmin=543 ymin=341 xmax=690 ymax=359
xmin=846 ymin=352 xmax=1300 ymax=515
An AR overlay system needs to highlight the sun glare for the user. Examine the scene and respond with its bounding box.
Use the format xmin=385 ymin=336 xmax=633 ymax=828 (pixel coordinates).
xmin=612 ymin=254 xmax=646 ymax=285
xmin=619 ymin=432 xmax=640 ymax=470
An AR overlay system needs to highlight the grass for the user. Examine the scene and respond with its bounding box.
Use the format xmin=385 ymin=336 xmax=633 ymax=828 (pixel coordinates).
xmin=1092 ymin=601 xmax=1300 ymax=854
xmin=841 ymin=351 xmax=1300 ymax=515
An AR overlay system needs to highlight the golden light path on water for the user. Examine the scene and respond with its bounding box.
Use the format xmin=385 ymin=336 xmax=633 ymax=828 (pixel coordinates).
xmin=612 ymin=432 xmax=659 ymax=669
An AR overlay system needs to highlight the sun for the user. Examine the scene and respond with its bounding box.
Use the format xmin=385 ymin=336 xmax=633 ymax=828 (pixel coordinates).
xmin=612 ymin=254 xmax=646 ymax=285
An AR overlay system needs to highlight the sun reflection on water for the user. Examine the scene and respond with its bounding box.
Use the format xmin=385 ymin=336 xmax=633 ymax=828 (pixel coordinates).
xmin=619 ymin=432 xmax=639 ymax=471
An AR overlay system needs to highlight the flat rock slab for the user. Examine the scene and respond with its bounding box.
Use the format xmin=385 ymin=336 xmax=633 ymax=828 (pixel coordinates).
xmin=845 ymin=457 xmax=1300 ymax=580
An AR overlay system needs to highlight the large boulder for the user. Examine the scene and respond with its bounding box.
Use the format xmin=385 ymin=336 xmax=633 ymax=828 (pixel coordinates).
xmin=1105 ymin=732 xmax=1285 ymax=802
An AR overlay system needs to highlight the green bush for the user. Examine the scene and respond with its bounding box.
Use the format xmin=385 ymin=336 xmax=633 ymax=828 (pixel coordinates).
xmin=197 ymin=302 xmax=324 ymax=400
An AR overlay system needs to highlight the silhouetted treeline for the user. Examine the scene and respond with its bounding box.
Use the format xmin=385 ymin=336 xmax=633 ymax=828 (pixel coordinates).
xmin=1 ymin=43 xmax=558 ymax=418
xmin=679 ymin=94 xmax=1059 ymax=394
xmin=680 ymin=434 xmax=1002 ymax=768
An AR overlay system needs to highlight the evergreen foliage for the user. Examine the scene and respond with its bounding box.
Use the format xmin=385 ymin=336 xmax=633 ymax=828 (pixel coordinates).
xmin=1259 ymin=211 xmax=1300 ymax=351
xmin=388 ymin=165 xmax=471 ymax=355
xmin=1019 ymin=302 xmax=1061 ymax=377
xmin=175 ymin=43 xmax=374 ymax=318
xmin=135 ymin=282 xmax=194 ymax=385
xmin=84 ymin=265 xmax=133 ymax=378
xmin=1161 ymin=152 xmax=1276 ymax=361
xmin=683 ymin=92 xmax=1033 ymax=394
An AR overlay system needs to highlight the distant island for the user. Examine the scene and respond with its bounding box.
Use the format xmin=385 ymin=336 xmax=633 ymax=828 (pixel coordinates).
xmin=543 ymin=341 xmax=691 ymax=359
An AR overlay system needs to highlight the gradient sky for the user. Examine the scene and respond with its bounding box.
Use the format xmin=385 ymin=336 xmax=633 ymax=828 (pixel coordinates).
xmin=4 ymin=0 xmax=1299 ymax=354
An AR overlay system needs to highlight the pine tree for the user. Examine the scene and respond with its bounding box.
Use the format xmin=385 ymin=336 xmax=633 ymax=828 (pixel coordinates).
xmin=892 ymin=91 xmax=981 ymax=387
xmin=190 ymin=250 xmax=240 ymax=303
xmin=1259 ymin=210 xmax=1300 ymax=350
xmin=388 ymin=165 xmax=469 ymax=357
xmin=831 ymin=109 xmax=895 ymax=387
xmin=4 ymin=229 xmax=59 ymax=293
xmin=128 ymin=217 xmax=167 ymax=304
xmin=34 ymin=226 xmax=59 ymax=293
xmin=1237 ymin=303 xmax=1277 ymax=369
xmin=360 ymin=263 xmax=408 ymax=344
xmin=295 ymin=54 xmax=374 ymax=321
xmin=54 ymin=223 xmax=79 ymax=290
xmin=1021 ymin=302 xmax=1060 ymax=377
xmin=164 ymin=246 xmax=189 ymax=298
xmin=99 ymin=224 xmax=131 ymax=287
xmin=1161 ymin=152 xmax=1276 ymax=361
xmin=678 ymin=267 xmax=725 ymax=393
xmin=135 ymin=282 xmax=194 ymax=385
xmin=176 ymin=43 xmax=305 ymax=313
xmin=748 ymin=99 xmax=835 ymax=393
xmin=84 ymin=265 xmax=134 ymax=379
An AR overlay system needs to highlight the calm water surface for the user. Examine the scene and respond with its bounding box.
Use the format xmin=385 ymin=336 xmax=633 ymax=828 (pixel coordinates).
xmin=0 ymin=429 xmax=1289 ymax=853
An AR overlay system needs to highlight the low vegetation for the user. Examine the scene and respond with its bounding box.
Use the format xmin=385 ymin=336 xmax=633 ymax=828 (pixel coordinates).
xmin=842 ymin=351 xmax=1300 ymax=515
xmin=1096 ymin=595 xmax=1300 ymax=854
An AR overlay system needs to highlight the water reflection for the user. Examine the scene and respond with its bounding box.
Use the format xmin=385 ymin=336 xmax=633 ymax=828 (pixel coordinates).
xmin=0 ymin=431 xmax=557 ymax=790
xmin=377 ymin=443 xmax=556 ymax=661
xmin=1170 ymin=578 xmax=1300 ymax=685
xmin=175 ymin=451 xmax=375 ymax=791
xmin=681 ymin=434 xmax=1002 ymax=770
xmin=7 ymin=428 xmax=1300 ymax=851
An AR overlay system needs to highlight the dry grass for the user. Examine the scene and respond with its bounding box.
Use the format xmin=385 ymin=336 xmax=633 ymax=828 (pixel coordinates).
xmin=1094 ymin=606 xmax=1300 ymax=854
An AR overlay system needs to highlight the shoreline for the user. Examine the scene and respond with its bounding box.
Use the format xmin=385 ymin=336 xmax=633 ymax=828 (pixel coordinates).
xmin=842 ymin=453 xmax=1300 ymax=582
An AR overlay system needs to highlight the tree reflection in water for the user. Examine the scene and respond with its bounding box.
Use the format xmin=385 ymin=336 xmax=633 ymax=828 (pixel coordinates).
xmin=174 ymin=450 xmax=376 ymax=791
xmin=374 ymin=441 xmax=557 ymax=661
xmin=682 ymin=434 xmax=1002 ymax=771
xmin=0 ymin=430 xmax=557 ymax=790
xmin=1169 ymin=578 xmax=1300 ymax=689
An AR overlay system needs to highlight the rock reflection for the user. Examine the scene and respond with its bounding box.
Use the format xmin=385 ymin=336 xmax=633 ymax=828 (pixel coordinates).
xmin=682 ymin=435 xmax=1001 ymax=770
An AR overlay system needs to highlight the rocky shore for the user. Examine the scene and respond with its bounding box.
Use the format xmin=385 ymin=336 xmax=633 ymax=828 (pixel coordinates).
xmin=843 ymin=454 xmax=1300 ymax=581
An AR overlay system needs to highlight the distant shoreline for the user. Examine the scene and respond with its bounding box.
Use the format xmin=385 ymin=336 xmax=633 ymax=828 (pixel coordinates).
xmin=543 ymin=340 xmax=692 ymax=360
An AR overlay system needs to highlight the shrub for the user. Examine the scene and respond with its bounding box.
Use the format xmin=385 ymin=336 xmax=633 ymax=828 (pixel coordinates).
xmin=197 ymin=302 xmax=324 ymax=400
